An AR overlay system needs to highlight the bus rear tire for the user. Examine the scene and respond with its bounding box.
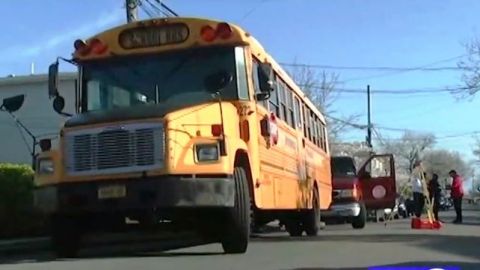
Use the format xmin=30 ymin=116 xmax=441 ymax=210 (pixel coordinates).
xmin=304 ymin=188 xmax=320 ymax=236
xmin=221 ymin=166 xmax=250 ymax=254
xmin=285 ymin=219 xmax=303 ymax=237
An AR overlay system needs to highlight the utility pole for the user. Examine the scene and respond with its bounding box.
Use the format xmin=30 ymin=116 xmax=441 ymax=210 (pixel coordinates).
xmin=366 ymin=85 xmax=372 ymax=148
xmin=126 ymin=0 xmax=138 ymax=22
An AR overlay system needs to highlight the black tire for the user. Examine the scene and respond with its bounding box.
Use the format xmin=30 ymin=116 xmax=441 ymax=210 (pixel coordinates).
xmin=51 ymin=216 xmax=82 ymax=258
xmin=303 ymin=188 xmax=320 ymax=236
xmin=352 ymin=203 xmax=367 ymax=229
xmin=221 ymin=167 xmax=250 ymax=254
xmin=285 ymin=219 xmax=303 ymax=236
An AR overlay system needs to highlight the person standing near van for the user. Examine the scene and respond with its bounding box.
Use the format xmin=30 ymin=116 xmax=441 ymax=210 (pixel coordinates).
xmin=449 ymin=170 xmax=464 ymax=224
xmin=428 ymin=173 xmax=441 ymax=221
xmin=411 ymin=161 xmax=425 ymax=218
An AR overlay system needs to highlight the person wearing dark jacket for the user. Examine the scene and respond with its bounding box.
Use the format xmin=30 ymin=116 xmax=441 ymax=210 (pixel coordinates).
xmin=449 ymin=170 xmax=464 ymax=223
xmin=428 ymin=173 xmax=441 ymax=221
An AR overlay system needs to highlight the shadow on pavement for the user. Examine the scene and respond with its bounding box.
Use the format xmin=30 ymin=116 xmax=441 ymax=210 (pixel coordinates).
xmin=255 ymin=233 xmax=480 ymax=260
xmin=0 ymin=238 xmax=222 ymax=265
xmin=291 ymin=261 xmax=480 ymax=270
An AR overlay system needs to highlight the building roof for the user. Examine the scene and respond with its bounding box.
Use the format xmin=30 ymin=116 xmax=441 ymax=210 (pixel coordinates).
xmin=0 ymin=72 xmax=76 ymax=87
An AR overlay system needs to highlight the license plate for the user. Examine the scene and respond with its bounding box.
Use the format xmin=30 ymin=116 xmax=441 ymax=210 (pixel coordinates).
xmin=98 ymin=185 xmax=126 ymax=199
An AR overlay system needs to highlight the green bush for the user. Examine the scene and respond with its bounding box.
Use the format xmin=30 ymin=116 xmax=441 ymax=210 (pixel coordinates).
xmin=0 ymin=163 xmax=46 ymax=239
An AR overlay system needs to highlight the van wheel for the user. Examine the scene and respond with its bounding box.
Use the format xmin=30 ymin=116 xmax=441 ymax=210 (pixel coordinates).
xmin=303 ymin=188 xmax=320 ymax=236
xmin=221 ymin=167 xmax=250 ymax=254
xmin=51 ymin=216 xmax=82 ymax=258
xmin=352 ymin=203 xmax=367 ymax=229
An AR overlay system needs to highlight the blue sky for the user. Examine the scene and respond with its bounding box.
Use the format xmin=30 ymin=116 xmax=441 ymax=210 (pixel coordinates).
xmin=2 ymin=0 xmax=480 ymax=165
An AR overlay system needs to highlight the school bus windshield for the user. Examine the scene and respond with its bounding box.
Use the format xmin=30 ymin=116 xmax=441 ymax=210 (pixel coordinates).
xmin=82 ymin=46 xmax=247 ymax=112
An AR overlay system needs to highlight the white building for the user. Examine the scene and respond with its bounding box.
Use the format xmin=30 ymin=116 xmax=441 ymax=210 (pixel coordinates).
xmin=0 ymin=73 xmax=77 ymax=165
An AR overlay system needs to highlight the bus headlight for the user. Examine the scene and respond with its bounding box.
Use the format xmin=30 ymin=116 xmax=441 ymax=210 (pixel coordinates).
xmin=196 ymin=144 xmax=219 ymax=162
xmin=37 ymin=158 xmax=54 ymax=174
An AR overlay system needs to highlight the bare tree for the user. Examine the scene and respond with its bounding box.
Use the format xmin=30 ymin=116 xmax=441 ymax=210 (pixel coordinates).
xmin=457 ymin=38 xmax=480 ymax=96
xmin=380 ymin=131 xmax=436 ymax=174
xmin=286 ymin=63 xmax=361 ymax=142
xmin=422 ymin=149 xmax=473 ymax=189
xmin=472 ymin=136 xmax=480 ymax=160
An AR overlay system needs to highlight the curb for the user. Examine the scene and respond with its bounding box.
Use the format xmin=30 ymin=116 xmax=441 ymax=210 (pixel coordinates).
xmin=0 ymin=237 xmax=50 ymax=255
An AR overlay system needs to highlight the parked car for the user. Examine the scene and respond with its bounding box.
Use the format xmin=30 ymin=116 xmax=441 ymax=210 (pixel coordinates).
xmin=322 ymin=154 xmax=397 ymax=229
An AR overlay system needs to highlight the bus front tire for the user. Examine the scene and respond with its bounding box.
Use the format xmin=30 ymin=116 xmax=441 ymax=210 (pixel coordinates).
xmin=221 ymin=166 xmax=250 ymax=254
xmin=351 ymin=203 xmax=367 ymax=229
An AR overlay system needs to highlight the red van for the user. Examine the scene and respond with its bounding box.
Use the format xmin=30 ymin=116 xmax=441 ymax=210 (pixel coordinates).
xmin=322 ymin=154 xmax=396 ymax=229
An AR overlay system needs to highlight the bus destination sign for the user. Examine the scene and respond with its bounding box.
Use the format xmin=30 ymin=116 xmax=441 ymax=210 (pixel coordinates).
xmin=119 ymin=23 xmax=189 ymax=49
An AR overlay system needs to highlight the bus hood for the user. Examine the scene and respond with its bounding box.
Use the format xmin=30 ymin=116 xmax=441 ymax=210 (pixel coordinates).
xmin=64 ymin=102 xmax=207 ymax=128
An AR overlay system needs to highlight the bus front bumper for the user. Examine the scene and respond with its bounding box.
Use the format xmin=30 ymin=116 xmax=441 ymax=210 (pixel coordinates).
xmin=34 ymin=175 xmax=235 ymax=214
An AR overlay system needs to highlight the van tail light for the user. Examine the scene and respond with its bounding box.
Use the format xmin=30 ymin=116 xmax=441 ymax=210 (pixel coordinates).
xmin=353 ymin=183 xmax=360 ymax=200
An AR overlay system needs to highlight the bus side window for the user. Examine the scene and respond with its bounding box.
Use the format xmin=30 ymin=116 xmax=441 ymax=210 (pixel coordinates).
xmin=286 ymin=89 xmax=295 ymax=128
xmin=302 ymin=104 xmax=308 ymax=139
xmin=278 ymin=81 xmax=287 ymax=121
xmin=306 ymin=106 xmax=312 ymax=141
xmin=294 ymin=96 xmax=302 ymax=130
xmin=323 ymin=124 xmax=328 ymax=151
xmin=317 ymin=118 xmax=323 ymax=149
xmin=311 ymin=111 xmax=317 ymax=144
xmin=268 ymin=76 xmax=280 ymax=117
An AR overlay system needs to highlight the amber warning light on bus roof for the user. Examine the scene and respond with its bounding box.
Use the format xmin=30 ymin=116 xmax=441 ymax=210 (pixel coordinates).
xmin=74 ymin=38 xmax=108 ymax=56
xmin=201 ymin=23 xmax=233 ymax=42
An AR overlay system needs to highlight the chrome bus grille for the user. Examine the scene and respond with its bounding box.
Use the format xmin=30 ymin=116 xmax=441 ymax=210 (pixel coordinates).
xmin=65 ymin=123 xmax=164 ymax=176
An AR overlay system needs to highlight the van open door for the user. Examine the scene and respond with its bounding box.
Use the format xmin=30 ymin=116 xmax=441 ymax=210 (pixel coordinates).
xmin=358 ymin=154 xmax=396 ymax=210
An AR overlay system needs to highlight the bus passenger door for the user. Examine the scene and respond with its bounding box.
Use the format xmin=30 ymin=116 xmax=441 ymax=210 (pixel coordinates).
xmin=358 ymin=154 xmax=396 ymax=210
xmin=253 ymin=60 xmax=276 ymax=208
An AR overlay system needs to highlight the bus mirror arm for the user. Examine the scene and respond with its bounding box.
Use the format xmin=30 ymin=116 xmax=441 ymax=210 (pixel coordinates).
xmin=213 ymin=90 xmax=227 ymax=157
xmin=204 ymin=70 xmax=233 ymax=157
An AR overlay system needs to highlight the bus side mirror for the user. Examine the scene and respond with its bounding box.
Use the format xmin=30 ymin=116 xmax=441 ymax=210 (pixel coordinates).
xmin=48 ymin=62 xmax=59 ymax=98
xmin=1 ymin=94 xmax=25 ymax=113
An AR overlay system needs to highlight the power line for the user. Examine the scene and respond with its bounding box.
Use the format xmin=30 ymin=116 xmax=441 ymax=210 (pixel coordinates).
xmin=298 ymin=84 xmax=468 ymax=94
xmin=139 ymin=1 xmax=156 ymax=18
xmin=144 ymin=0 xmax=169 ymax=17
xmin=154 ymin=0 xmax=178 ymax=17
xmin=239 ymin=0 xmax=269 ymax=22
xmin=282 ymin=63 xmax=468 ymax=72
xmin=337 ymin=54 xmax=466 ymax=83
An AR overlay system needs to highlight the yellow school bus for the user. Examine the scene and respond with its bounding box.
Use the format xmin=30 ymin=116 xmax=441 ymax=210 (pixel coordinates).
xmin=34 ymin=17 xmax=332 ymax=257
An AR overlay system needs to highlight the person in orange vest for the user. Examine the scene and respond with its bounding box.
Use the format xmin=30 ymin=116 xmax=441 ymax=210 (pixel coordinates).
xmin=449 ymin=170 xmax=464 ymax=224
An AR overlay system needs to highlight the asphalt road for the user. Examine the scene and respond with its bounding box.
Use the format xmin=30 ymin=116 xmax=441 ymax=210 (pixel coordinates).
xmin=1 ymin=206 xmax=479 ymax=270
